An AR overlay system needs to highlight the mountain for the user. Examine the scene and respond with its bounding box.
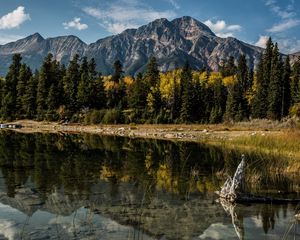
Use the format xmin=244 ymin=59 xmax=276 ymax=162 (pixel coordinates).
xmin=290 ymin=51 xmax=300 ymax=65
xmin=0 ymin=16 xmax=263 ymax=76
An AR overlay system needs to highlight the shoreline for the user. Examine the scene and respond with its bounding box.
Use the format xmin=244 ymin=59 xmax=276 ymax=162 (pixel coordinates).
xmin=8 ymin=120 xmax=282 ymax=142
xmin=5 ymin=120 xmax=300 ymax=167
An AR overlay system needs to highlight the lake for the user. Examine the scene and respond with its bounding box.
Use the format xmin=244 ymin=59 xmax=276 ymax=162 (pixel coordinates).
xmin=0 ymin=131 xmax=300 ymax=239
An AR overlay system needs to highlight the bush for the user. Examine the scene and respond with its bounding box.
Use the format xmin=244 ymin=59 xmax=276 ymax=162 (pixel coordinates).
xmin=90 ymin=110 xmax=106 ymax=124
xmin=290 ymin=103 xmax=300 ymax=118
xmin=102 ymin=108 xmax=123 ymax=124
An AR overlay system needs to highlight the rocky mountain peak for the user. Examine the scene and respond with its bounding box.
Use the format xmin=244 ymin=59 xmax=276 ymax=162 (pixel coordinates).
xmin=0 ymin=16 xmax=264 ymax=76
xmin=27 ymin=32 xmax=44 ymax=42
xmin=172 ymin=16 xmax=216 ymax=39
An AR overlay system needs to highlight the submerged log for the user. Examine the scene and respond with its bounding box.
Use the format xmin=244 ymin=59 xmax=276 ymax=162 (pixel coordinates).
xmin=218 ymin=155 xmax=300 ymax=204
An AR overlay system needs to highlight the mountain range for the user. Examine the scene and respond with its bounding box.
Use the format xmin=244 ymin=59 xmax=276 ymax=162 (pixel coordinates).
xmin=0 ymin=16 xmax=293 ymax=76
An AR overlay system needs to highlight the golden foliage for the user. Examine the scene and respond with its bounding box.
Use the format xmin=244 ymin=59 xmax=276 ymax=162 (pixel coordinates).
xmin=208 ymin=72 xmax=222 ymax=85
xmin=123 ymin=76 xmax=134 ymax=86
xmin=223 ymin=75 xmax=237 ymax=86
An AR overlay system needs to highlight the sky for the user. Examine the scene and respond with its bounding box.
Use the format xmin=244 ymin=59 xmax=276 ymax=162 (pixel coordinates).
xmin=0 ymin=0 xmax=300 ymax=54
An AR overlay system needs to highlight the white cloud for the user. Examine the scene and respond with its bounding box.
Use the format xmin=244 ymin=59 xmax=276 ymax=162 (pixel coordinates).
xmin=264 ymin=0 xmax=299 ymax=33
xmin=0 ymin=34 xmax=24 ymax=45
xmin=255 ymin=35 xmax=269 ymax=48
xmin=63 ymin=17 xmax=88 ymax=30
xmin=83 ymin=1 xmax=177 ymax=34
xmin=166 ymin=0 xmax=180 ymax=9
xmin=267 ymin=19 xmax=300 ymax=33
xmin=0 ymin=6 xmax=30 ymax=29
xmin=204 ymin=20 xmax=242 ymax=38
xmin=265 ymin=0 xmax=296 ymax=19
xmin=276 ymin=37 xmax=300 ymax=54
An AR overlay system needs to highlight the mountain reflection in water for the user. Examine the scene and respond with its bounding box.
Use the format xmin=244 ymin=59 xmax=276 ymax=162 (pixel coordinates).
xmin=0 ymin=131 xmax=300 ymax=239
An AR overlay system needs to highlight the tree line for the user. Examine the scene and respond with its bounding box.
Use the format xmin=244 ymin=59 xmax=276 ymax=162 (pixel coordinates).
xmin=0 ymin=37 xmax=300 ymax=124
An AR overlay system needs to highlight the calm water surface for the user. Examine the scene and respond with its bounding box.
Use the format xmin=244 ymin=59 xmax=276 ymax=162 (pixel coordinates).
xmin=0 ymin=131 xmax=300 ymax=240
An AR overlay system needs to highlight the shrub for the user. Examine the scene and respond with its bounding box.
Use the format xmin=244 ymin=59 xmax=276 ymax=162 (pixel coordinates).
xmin=102 ymin=108 xmax=123 ymax=124
xmin=90 ymin=110 xmax=105 ymax=124
xmin=290 ymin=103 xmax=300 ymax=118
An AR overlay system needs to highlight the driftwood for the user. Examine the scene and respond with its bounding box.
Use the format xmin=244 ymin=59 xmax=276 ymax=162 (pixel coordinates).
xmin=218 ymin=155 xmax=300 ymax=204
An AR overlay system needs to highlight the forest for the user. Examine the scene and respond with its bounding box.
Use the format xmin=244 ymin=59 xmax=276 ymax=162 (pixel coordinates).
xmin=0 ymin=37 xmax=300 ymax=124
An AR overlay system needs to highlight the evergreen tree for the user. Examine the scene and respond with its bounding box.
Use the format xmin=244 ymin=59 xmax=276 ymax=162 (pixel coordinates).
xmin=87 ymin=59 xmax=106 ymax=109
xmin=1 ymin=93 xmax=14 ymax=120
xmin=209 ymin=78 xmax=227 ymax=123
xmin=16 ymin=64 xmax=32 ymax=117
xmin=281 ymin=56 xmax=291 ymax=117
xmin=107 ymin=60 xmax=125 ymax=108
xmin=267 ymin=43 xmax=283 ymax=120
xmin=111 ymin=60 xmax=123 ymax=83
xmin=144 ymin=57 xmax=160 ymax=88
xmin=1 ymin=54 xmax=22 ymax=119
xmin=37 ymin=54 xmax=55 ymax=119
xmin=221 ymin=56 xmax=237 ymax=77
xmin=237 ymin=55 xmax=249 ymax=93
xmin=0 ymin=79 xmax=4 ymax=111
xmin=252 ymin=38 xmax=273 ymax=119
xmin=23 ymin=73 xmax=38 ymax=119
xmin=223 ymin=55 xmax=249 ymax=122
xmin=180 ymin=62 xmax=194 ymax=123
xmin=63 ymin=54 xmax=80 ymax=114
xmin=77 ymin=57 xmax=91 ymax=109
xmin=128 ymin=73 xmax=147 ymax=109
xmin=291 ymin=57 xmax=300 ymax=105
xmin=169 ymin=78 xmax=181 ymax=122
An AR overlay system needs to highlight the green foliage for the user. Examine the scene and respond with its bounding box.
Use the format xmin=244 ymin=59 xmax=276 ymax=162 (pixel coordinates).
xmin=267 ymin=44 xmax=283 ymax=120
xmin=252 ymin=38 xmax=273 ymax=119
xmin=63 ymin=54 xmax=80 ymax=113
xmin=0 ymin=42 xmax=296 ymax=124
xmin=290 ymin=103 xmax=300 ymax=118
xmin=180 ymin=62 xmax=194 ymax=123
xmin=102 ymin=108 xmax=123 ymax=124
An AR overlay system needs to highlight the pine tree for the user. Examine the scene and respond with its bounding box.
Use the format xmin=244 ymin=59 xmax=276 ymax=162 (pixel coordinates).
xmin=1 ymin=92 xmax=14 ymax=120
xmin=0 ymin=79 xmax=4 ymax=111
xmin=221 ymin=56 xmax=237 ymax=77
xmin=1 ymin=54 xmax=22 ymax=119
xmin=16 ymin=64 xmax=32 ymax=117
xmin=63 ymin=54 xmax=80 ymax=114
xmin=291 ymin=57 xmax=300 ymax=105
xmin=111 ymin=60 xmax=123 ymax=83
xmin=90 ymin=60 xmax=105 ymax=109
xmin=237 ymin=55 xmax=249 ymax=93
xmin=180 ymin=62 xmax=194 ymax=123
xmin=169 ymin=78 xmax=181 ymax=122
xmin=46 ymin=84 xmax=58 ymax=120
xmin=281 ymin=56 xmax=291 ymax=117
xmin=252 ymin=38 xmax=273 ymax=119
xmin=144 ymin=57 xmax=160 ymax=88
xmin=128 ymin=73 xmax=147 ymax=109
xmin=107 ymin=60 xmax=125 ymax=108
xmin=77 ymin=57 xmax=90 ymax=109
xmin=209 ymin=78 xmax=227 ymax=123
xmin=267 ymin=43 xmax=283 ymax=120
xmin=37 ymin=54 xmax=54 ymax=119
xmin=23 ymin=73 xmax=38 ymax=119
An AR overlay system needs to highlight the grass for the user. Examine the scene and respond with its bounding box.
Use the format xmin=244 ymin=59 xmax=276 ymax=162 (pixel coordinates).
xmin=225 ymin=131 xmax=300 ymax=172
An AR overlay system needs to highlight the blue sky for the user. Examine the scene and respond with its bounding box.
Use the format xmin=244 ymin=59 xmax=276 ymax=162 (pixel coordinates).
xmin=0 ymin=0 xmax=300 ymax=53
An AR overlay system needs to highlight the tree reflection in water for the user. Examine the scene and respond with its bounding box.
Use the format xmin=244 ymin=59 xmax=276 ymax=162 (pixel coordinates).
xmin=0 ymin=131 xmax=299 ymax=239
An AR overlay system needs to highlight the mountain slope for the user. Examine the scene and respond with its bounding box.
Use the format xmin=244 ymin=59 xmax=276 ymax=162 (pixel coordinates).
xmin=0 ymin=16 xmax=263 ymax=76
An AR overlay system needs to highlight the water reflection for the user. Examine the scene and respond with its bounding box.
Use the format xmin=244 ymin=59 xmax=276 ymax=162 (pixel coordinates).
xmin=0 ymin=131 xmax=299 ymax=239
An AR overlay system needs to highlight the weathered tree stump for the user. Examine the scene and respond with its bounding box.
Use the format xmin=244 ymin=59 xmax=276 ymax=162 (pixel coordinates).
xmin=218 ymin=155 xmax=300 ymax=204
xmin=219 ymin=154 xmax=246 ymax=202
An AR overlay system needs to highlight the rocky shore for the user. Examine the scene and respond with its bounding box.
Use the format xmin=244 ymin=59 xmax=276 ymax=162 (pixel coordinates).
xmin=8 ymin=120 xmax=278 ymax=143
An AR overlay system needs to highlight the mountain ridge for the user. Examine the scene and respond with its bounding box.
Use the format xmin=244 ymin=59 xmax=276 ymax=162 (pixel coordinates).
xmin=0 ymin=16 xmax=264 ymax=75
